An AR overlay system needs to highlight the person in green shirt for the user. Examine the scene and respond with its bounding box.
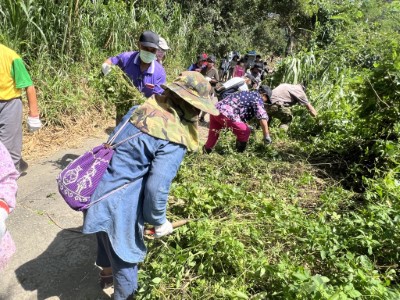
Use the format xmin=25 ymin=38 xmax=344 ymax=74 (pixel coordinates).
xmin=0 ymin=44 xmax=42 ymax=172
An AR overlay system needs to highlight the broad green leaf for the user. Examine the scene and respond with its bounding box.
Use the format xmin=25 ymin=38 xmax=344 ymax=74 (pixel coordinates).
xmin=152 ymin=277 xmax=161 ymax=284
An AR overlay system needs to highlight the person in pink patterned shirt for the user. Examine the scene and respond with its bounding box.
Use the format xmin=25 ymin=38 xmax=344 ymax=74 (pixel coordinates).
xmin=204 ymin=86 xmax=273 ymax=153
xmin=0 ymin=141 xmax=19 ymax=270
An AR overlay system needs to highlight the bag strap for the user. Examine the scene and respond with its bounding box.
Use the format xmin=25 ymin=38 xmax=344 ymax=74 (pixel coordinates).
xmin=111 ymin=132 xmax=142 ymax=149
xmin=107 ymin=115 xmax=132 ymax=145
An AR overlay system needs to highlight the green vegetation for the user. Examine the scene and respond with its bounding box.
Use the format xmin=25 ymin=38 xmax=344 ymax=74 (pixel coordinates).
xmin=140 ymin=132 xmax=400 ymax=299
xmin=1 ymin=0 xmax=400 ymax=298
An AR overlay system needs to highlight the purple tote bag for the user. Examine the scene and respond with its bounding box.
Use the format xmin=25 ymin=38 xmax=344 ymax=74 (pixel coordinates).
xmin=57 ymin=117 xmax=141 ymax=211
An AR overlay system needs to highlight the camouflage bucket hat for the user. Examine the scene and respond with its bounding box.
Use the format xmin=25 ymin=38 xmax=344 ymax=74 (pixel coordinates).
xmin=162 ymin=71 xmax=219 ymax=116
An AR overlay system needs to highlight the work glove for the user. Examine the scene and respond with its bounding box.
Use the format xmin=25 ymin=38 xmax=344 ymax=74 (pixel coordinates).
xmin=264 ymin=134 xmax=272 ymax=145
xmin=0 ymin=205 xmax=8 ymax=241
xmin=154 ymin=220 xmax=173 ymax=238
xmin=101 ymin=63 xmax=112 ymax=76
xmin=27 ymin=116 xmax=42 ymax=132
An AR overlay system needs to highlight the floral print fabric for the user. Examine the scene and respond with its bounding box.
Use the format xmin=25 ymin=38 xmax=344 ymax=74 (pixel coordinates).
xmin=0 ymin=141 xmax=18 ymax=271
xmin=0 ymin=231 xmax=16 ymax=271
xmin=0 ymin=141 xmax=18 ymax=210
xmin=216 ymin=91 xmax=268 ymax=122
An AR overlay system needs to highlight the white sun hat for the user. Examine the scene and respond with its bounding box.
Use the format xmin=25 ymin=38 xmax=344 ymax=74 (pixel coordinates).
xmin=158 ymin=37 xmax=170 ymax=50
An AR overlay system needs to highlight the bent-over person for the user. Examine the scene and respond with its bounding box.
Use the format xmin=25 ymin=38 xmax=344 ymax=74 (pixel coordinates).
xmin=266 ymin=83 xmax=317 ymax=131
xmin=82 ymin=71 xmax=219 ymax=299
xmin=204 ymin=85 xmax=273 ymax=153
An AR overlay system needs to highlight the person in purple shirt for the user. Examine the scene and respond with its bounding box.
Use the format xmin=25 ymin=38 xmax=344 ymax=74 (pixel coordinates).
xmin=204 ymin=85 xmax=273 ymax=153
xmin=101 ymin=30 xmax=167 ymax=123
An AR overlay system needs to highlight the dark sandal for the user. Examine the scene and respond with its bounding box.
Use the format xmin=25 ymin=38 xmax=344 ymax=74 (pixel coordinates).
xmin=99 ymin=272 xmax=113 ymax=289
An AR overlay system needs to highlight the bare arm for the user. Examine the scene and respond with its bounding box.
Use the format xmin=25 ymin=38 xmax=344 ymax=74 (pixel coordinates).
xmin=306 ymin=103 xmax=317 ymax=117
xmin=26 ymin=85 xmax=39 ymax=117
xmin=259 ymin=118 xmax=270 ymax=137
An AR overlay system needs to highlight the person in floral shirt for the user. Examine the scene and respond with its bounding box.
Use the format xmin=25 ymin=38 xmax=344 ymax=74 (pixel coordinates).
xmin=204 ymin=85 xmax=273 ymax=153
xmin=0 ymin=141 xmax=19 ymax=270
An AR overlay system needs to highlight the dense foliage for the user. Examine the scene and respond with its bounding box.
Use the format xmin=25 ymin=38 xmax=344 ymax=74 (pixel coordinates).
xmin=1 ymin=0 xmax=400 ymax=298
xmin=140 ymin=133 xmax=400 ymax=299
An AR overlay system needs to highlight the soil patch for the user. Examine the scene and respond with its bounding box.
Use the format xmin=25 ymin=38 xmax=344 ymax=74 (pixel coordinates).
xmin=22 ymin=110 xmax=114 ymax=163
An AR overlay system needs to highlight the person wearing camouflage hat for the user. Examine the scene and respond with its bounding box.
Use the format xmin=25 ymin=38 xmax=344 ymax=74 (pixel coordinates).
xmin=82 ymin=71 xmax=218 ymax=299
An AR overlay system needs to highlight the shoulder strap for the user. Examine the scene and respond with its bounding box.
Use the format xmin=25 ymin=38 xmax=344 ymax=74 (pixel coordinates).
xmin=111 ymin=132 xmax=142 ymax=149
xmin=107 ymin=110 xmax=134 ymax=145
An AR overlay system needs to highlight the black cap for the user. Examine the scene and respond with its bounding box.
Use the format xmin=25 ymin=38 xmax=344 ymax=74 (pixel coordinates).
xmin=139 ymin=31 xmax=160 ymax=49
xmin=207 ymin=55 xmax=216 ymax=62
xmin=259 ymin=85 xmax=272 ymax=100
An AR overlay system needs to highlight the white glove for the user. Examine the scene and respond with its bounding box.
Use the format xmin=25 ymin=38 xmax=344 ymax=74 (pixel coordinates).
xmin=102 ymin=63 xmax=112 ymax=76
xmin=27 ymin=116 xmax=42 ymax=132
xmin=264 ymin=134 xmax=272 ymax=145
xmin=154 ymin=220 xmax=173 ymax=238
xmin=204 ymin=76 xmax=212 ymax=82
xmin=0 ymin=207 xmax=8 ymax=241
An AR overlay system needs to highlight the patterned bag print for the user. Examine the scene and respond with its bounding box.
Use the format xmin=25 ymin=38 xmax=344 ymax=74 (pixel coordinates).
xmin=57 ymin=116 xmax=141 ymax=211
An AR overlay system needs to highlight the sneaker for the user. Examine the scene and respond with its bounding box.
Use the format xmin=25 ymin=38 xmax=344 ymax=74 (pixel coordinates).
xmin=203 ymin=146 xmax=212 ymax=154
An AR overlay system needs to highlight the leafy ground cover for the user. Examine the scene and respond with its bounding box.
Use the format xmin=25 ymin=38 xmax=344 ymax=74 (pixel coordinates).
xmin=135 ymin=130 xmax=400 ymax=299
xmin=2 ymin=1 xmax=399 ymax=298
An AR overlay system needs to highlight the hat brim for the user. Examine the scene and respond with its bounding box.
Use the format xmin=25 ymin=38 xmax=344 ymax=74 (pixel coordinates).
xmin=159 ymin=45 xmax=170 ymax=50
xmin=140 ymin=41 xmax=160 ymax=49
xmin=162 ymin=83 xmax=219 ymax=116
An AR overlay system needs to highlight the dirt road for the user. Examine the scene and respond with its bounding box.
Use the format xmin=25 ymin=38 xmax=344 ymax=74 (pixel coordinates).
xmin=0 ymin=119 xmax=211 ymax=300
xmin=1 ymin=134 xmax=112 ymax=300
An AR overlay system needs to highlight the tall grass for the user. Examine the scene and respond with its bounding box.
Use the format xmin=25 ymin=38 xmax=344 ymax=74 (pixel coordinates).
xmin=0 ymin=0 xmax=209 ymax=125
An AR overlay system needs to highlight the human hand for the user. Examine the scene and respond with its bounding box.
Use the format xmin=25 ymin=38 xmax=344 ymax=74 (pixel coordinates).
xmin=154 ymin=220 xmax=173 ymax=238
xmin=27 ymin=116 xmax=42 ymax=132
xmin=264 ymin=135 xmax=272 ymax=145
xmin=102 ymin=63 xmax=112 ymax=76
xmin=0 ymin=206 xmax=8 ymax=241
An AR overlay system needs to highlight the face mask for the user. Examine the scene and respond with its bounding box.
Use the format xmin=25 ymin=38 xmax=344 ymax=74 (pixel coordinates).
xmin=139 ymin=50 xmax=156 ymax=63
